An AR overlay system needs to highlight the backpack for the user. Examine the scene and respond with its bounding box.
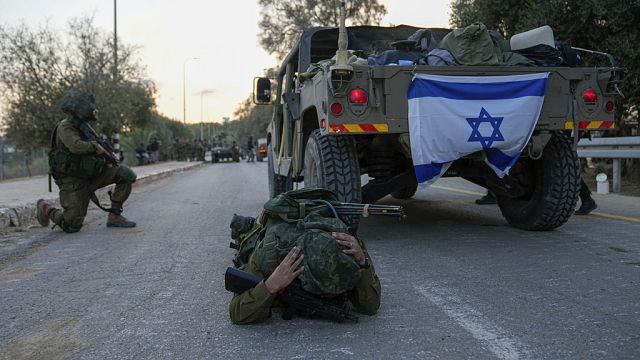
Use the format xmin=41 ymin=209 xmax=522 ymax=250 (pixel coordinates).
xmin=232 ymin=188 xmax=361 ymax=296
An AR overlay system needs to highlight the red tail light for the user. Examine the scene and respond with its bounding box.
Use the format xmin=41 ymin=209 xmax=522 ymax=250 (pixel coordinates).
xmin=330 ymin=102 xmax=343 ymax=115
xmin=583 ymin=89 xmax=598 ymax=103
xmin=605 ymin=101 xmax=615 ymax=113
xmin=349 ymin=88 xmax=368 ymax=104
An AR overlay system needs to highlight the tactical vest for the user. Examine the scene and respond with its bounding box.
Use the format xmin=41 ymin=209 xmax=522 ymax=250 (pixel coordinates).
xmin=233 ymin=188 xmax=361 ymax=296
xmin=48 ymin=122 xmax=105 ymax=180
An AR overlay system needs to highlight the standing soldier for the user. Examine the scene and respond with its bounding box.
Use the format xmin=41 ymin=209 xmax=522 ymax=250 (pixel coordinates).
xmin=197 ymin=139 xmax=206 ymax=161
xmin=246 ymin=135 xmax=255 ymax=163
xmin=36 ymin=93 xmax=137 ymax=233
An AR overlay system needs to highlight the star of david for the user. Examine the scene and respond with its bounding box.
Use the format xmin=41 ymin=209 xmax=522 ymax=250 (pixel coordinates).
xmin=466 ymin=107 xmax=504 ymax=149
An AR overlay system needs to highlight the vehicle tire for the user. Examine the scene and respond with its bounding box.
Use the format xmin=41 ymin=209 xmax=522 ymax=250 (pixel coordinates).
xmin=268 ymin=142 xmax=292 ymax=198
xmin=391 ymin=181 xmax=418 ymax=199
xmin=496 ymin=132 xmax=580 ymax=231
xmin=212 ymin=154 xmax=219 ymax=163
xmin=304 ymin=129 xmax=361 ymax=228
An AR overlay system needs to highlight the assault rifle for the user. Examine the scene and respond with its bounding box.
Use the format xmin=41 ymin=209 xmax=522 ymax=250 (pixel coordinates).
xmin=77 ymin=122 xmax=120 ymax=214
xmin=224 ymin=267 xmax=358 ymax=323
xmin=78 ymin=122 xmax=118 ymax=166
xmin=229 ymin=202 xmax=405 ymax=237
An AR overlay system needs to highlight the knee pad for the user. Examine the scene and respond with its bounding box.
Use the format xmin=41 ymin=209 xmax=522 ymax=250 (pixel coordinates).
xmin=117 ymin=165 xmax=137 ymax=183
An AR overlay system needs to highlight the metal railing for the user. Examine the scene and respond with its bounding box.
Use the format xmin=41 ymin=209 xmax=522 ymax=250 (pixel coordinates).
xmin=576 ymin=136 xmax=640 ymax=193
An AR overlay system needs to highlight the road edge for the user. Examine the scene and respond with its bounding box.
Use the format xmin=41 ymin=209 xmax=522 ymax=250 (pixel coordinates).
xmin=0 ymin=162 xmax=204 ymax=232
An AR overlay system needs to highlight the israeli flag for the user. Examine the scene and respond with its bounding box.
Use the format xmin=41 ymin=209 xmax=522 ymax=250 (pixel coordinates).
xmin=407 ymin=73 xmax=549 ymax=185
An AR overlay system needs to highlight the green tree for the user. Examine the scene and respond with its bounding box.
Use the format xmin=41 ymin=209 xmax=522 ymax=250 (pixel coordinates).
xmin=0 ymin=17 xmax=156 ymax=151
xmin=258 ymin=0 xmax=388 ymax=59
xmin=449 ymin=0 xmax=640 ymax=128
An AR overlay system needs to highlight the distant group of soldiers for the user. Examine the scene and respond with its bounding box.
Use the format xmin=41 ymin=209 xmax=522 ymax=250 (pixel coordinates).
xmin=173 ymin=139 xmax=207 ymax=162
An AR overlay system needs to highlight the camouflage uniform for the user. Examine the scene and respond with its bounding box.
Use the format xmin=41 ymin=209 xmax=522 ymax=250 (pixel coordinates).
xmin=228 ymin=237 xmax=381 ymax=324
xmin=37 ymin=94 xmax=137 ymax=233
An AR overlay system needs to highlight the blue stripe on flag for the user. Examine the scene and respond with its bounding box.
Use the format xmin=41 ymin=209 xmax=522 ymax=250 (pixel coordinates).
xmin=408 ymin=77 xmax=547 ymax=100
xmin=485 ymin=148 xmax=520 ymax=172
xmin=414 ymin=163 xmax=445 ymax=183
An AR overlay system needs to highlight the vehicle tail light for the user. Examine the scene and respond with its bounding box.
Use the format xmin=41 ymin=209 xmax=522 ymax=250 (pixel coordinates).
xmin=349 ymin=88 xmax=368 ymax=104
xmin=330 ymin=102 xmax=343 ymax=116
xmin=605 ymin=101 xmax=615 ymax=113
xmin=582 ymin=89 xmax=598 ymax=103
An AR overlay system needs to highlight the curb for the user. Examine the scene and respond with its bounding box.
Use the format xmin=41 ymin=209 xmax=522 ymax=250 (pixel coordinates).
xmin=0 ymin=162 xmax=204 ymax=232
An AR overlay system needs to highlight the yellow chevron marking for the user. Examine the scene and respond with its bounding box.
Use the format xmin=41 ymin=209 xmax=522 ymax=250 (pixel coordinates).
xmin=344 ymin=124 xmax=363 ymax=132
xmin=373 ymin=124 xmax=389 ymax=132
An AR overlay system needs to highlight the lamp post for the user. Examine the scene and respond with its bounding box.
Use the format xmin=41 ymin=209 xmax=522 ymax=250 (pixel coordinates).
xmin=200 ymin=89 xmax=214 ymax=139
xmin=112 ymin=0 xmax=121 ymax=160
xmin=182 ymin=57 xmax=199 ymax=124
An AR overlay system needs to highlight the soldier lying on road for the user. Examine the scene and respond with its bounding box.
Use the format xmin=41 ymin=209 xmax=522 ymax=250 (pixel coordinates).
xmin=228 ymin=232 xmax=381 ymax=324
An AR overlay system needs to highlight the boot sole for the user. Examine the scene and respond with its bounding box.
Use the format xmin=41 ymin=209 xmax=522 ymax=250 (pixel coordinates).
xmin=36 ymin=199 xmax=50 ymax=227
xmin=107 ymin=223 xmax=137 ymax=228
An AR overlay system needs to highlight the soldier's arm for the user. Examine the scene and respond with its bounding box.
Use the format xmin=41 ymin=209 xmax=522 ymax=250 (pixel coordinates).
xmin=57 ymin=121 xmax=98 ymax=154
xmin=228 ymin=252 xmax=277 ymax=324
xmin=346 ymin=240 xmax=381 ymax=315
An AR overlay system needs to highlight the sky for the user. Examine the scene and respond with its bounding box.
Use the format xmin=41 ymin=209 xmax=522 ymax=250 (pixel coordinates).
xmin=0 ymin=0 xmax=451 ymax=123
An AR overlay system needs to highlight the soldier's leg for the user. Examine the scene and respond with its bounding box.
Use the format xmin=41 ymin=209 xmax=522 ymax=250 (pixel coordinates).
xmin=91 ymin=165 xmax=137 ymax=227
xmin=49 ymin=181 xmax=91 ymax=233
xmin=576 ymin=177 xmax=597 ymax=215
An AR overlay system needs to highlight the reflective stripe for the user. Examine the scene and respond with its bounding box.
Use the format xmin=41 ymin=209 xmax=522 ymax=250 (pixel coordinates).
xmin=328 ymin=124 xmax=389 ymax=133
xmin=564 ymin=121 xmax=615 ymax=130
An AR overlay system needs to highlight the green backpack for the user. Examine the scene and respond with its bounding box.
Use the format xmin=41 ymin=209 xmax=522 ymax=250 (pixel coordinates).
xmin=232 ymin=188 xmax=361 ymax=296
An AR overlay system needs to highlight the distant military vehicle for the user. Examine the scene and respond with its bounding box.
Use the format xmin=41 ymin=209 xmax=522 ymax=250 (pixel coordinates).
xmin=256 ymin=138 xmax=267 ymax=162
xmin=211 ymin=142 xmax=240 ymax=163
xmin=254 ymin=2 xmax=622 ymax=230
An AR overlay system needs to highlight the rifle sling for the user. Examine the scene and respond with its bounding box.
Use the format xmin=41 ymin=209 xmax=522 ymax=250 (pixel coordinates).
xmin=82 ymin=178 xmax=120 ymax=214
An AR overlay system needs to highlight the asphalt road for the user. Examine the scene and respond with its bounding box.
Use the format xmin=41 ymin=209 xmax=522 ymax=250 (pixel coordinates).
xmin=0 ymin=163 xmax=638 ymax=359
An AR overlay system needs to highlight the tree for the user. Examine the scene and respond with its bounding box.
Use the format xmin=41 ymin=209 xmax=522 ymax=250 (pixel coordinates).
xmin=0 ymin=17 xmax=156 ymax=151
xmin=449 ymin=0 xmax=640 ymax=130
xmin=258 ymin=0 xmax=388 ymax=59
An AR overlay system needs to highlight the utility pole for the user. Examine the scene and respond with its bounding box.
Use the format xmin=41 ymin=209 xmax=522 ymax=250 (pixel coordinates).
xmin=112 ymin=0 xmax=121 ymax=160
xmin=113 ymin=0 xmax=118 ymax=83
xmin=0 ymin=137 xmax=4 ymax=181
xmin=182 ymin=57 xmax=199 ymax=124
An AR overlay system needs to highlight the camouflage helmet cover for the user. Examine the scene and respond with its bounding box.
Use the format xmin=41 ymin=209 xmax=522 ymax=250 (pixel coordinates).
xmin=61 ymin=93 xmax=98 ymax=121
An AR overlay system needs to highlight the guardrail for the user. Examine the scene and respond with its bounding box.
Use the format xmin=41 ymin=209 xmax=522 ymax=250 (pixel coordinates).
xmin=576 ymin=136 xmax=640 ymax=193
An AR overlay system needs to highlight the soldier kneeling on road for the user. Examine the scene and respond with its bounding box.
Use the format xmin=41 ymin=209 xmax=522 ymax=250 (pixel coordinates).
xmin=37 ymin=93 xmax=137 ymax=233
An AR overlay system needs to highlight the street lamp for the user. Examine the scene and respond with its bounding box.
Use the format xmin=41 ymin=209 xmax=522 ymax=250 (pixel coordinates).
xmin=200 ymin=89 xmax=214 ymax=139
xmin=183 ymin=57 xmax=199 ymax=124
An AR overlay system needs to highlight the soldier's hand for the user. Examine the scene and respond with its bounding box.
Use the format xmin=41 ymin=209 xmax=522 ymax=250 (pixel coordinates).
xmin=264 ymin=246 xmax=304 ymax=295
xmin=95 ymin=144 xmax=107 ymax=155
xmin=334 ymin=232 xmax=366 ymax=266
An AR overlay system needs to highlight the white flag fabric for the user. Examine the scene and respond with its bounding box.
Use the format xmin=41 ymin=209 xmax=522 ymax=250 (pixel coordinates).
xmin=407 ymin=73 xmax=549 ymax=185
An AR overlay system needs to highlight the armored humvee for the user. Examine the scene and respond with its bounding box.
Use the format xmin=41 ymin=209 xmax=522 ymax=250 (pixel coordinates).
xmin=254 ymin=6 xmax=622 ymax=231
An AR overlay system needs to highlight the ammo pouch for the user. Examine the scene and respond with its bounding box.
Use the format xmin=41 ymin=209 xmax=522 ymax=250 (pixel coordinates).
xmin=48 ymin=147 xmax=105 ymax=180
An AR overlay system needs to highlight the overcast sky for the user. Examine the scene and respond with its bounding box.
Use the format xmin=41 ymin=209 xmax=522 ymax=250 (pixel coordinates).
xmin=0 ymin=0 xmax=451 ymax=123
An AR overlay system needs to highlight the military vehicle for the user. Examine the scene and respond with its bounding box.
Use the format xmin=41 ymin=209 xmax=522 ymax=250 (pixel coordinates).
xmin=256 ymin=137 xmax=267 ymax=162
xmin=253 ymin=3 xmax=622 ymax=230
xmin=211 ymin=142 xmax=240 ymax=163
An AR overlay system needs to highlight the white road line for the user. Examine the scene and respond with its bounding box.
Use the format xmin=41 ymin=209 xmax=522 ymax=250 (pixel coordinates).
xmin=415 ymin=284 xmax=529 ymax=360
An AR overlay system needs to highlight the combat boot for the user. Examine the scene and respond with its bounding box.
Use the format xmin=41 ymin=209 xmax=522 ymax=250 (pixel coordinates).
xmin=106 ymin=202 xmax=136 ymax=228
xmin=36 ymin=199 xmax=54 ymax=227
xmin=575 ymin=196 xmax=597 ymax=215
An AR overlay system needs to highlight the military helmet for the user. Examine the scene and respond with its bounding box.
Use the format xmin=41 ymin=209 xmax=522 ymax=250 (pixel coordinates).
xmin=61 ymin=93 xmax=98 ymax=121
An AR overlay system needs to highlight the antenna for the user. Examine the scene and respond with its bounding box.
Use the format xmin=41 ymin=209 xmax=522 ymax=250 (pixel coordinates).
xmin=329 ymin=1 xmax=353 ymax=95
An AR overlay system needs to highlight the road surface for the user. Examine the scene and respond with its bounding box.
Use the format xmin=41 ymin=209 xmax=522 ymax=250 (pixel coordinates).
xmin=1 ymin=163 xmax=638 ymax=359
